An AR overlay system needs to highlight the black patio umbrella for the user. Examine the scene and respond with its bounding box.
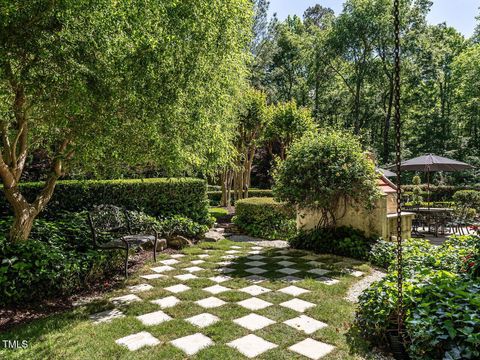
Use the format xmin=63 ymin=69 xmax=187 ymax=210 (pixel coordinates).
xmin=391 ymin=154 xmax=474 ymax=207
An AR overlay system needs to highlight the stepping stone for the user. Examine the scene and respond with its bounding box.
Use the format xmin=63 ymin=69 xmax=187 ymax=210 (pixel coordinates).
xmin=277 ymin=250 xmax=291 ymax=254
xmin=136 ymin=310 xmax=172 ymax=326
xmin=308 ymin=268 xmax=331 ymax=276
xmin=170 ymin=254 xmax=185 ymax=258
xmin=316 ymin=277 xmax=339 ymax=285
xmin=151 ymin=265 xmax=174 ymax=273
xmin=288 ymin=338 xmax=335 ymax=359
xmin=277 ymin=268 xmax=300 ymax=275
xmin=278 ymin=260 xmax=295 ymax=267
xmin=191 ymin=260 xmax=205 ymax=265
xmin=274 ymin=255 xmax=292 ymax=260
xmin=217 ymin=261 xmax=233 ymax=266
xmin=226 ymin=250 xmax=240 ymax=254
xmin=237 ymin=297 xmax=272 ymax=310
xmin=90 ymin=309 xmax=124 ymax=324
xmin=248 ymin=250 xmax=261 ymax=255
xmin=184 ymin=266 xmax=203 ymax=273
xmin=301 ymin=255 xmax=318 ymax=260
xmin=209 ymin=275 xmax=231 ymax=283
xmin=307 ymin=260 xmax=325 ymax=267
xmin=115 ymin=331 xmax=160 ymax=351
xmin=230 ymin=246 xmax=242 ymax=249
xmin=170 ymin=333 xmax=214 ymax=356
xmin=233 ymin=313 xmax=275 ymax=331
xmin=278 ymin=285 xmax=310 ymax=296
xmin=221 ymin=255 xmax=237 ymax=260
xmin=344 ymin=269 xmax=364 ymax=277
xmin=246 ymin=267 xmax=267 ymax=274
xmin=240 ymin=285 xmax=271 ymax=296
xmin=279 ymin=275 xmax=302 ymax=282
xmin=227 ymin=334 xmax=277 ymax=358
xmin=165 ymin=284 xmax=190 ymax=293
xmin=196 ymin=296 xmax=226 ymax=309
xmin=247 ymin=255 xmax=265 ymax=260
xmin=245 ymin=261 xmax=266 ymax=267
xmin=284 ymin=315 xmax=328 ymax=334
xmin=245 ymin=275 xmax=267 ymax=283
xmin=111 ymin=294 xmax=141 ymax=305
xmin=141 ymin=274 xmax=166 ymax=280
xmin=185 ymin=313 xmax=220 ymax=328
xmin=197 ymin=254 xmax=210 ymax=258
xmin=280 ymin=298 xmax=315 ymax=312
xmin=160 ymin=259 xmax=179 ymax=265
xmin=174 ymin=273 xmax=198 ymax=281
xmin=251 ymin=246 xmax=263 ymax=250
xmin=203 ymin=284 xmax=230 ymax=294
xmin=218 ymin=267 xmax=235 ymax=274
xmin=150 ymin=296 xmax=180 ymax=309
xmin=128 ymin=284 xmax=153 ymax=293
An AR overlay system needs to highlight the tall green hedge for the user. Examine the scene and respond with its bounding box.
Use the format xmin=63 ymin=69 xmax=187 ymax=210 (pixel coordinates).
xmin=208 ymin=189 xmax=273 ymax=206
xmin=403 ymin=185 xmax=480 ymax=202
xmin=0 ymin=178 xmax=210 ymax=224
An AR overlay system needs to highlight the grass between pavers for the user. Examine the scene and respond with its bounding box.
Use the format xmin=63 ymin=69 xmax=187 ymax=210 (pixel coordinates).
xmin=0 ymin=239 xmax=374 ymax=360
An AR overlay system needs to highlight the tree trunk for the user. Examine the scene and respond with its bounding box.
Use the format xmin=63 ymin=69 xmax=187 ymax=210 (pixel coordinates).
xmin=9 ymin=206 xmax=36 ymax=242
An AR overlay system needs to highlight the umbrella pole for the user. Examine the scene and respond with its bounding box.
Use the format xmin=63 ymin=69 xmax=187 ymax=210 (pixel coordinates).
xmin=427 ymin=171 xmax=430 ymax=211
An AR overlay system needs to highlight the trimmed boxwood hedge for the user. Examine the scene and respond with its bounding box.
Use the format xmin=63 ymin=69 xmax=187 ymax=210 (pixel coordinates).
xmin=403 ymin=185 xmax=480 ymax=202
xmin=208 ymin=189 xmax=273 ymax=206
xmin=0 ymin=178 xmax=210 ymax=224
xmin=232 ymin=197 xmax=295 ymax=240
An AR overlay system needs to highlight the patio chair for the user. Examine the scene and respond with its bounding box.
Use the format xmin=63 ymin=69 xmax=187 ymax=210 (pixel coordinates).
xmin=88 ymin=205 xmax=160 ymax=277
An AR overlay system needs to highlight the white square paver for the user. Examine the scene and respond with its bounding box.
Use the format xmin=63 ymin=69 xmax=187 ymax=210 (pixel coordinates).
xmin=237 ymin=297 xmax=272 ymax=310
xmin=344 ymin=269 xmax=364 ymax=277
xmin=195 ymin=296 xmax=226 ymax=309
xmin=170 ymin=254 xmax=185 ymax=258
xmin=316 ymin=276 xmax=339 ymax=285
xmin=111 ymin=294 xmax=141 ymax=305
xmin=228 ymin=334 xmax=277 ymax=358
xmin=170 ymin=333 xmax=214 ymax=356
xmin=308 ymin=268 xmax=331 ymax=276
xmin=246 ymin=267 xmax=267 ymax=274
xmin=245 ymin=261 xmax=266 ymax=267
xmin=175 ymin=273 xmax=198 ymax=281
xmin=150 ymin=295 xmax=180 ymax=308
xmin=230 ymin=246 xmax=242 ymax=249
xmin=277 ymin=250 xmax=291 ymax=254
xmin=245 ymin=275 xmax=268 ymax=283
xmin=240 ymin=285 xmax=271 ymax=296
xmin=218 ymin=267 xmax=235 ymax=274
xmin=221 ymin=255 xmax=237 ymax=260
xmin=277 ymin=267 xmax=300 ymax=275
xmin=128 ymin=284 xmax=153 ymax=293
xmin=151 ymin=265 xmax=175 ymax=273
xmin=278 ymin=285 xmax=310 ymax=296
xmin=248 ymin=250 xmax=261 ymax=255
xmin=165 ymin=284 xmax=190 ymax=293
xmin=233 ymin=313 xmax=275 ymax=331
xmin=136 ymin=310 xmax=172 ymax=326
xmin=247 ymin=255 xmax=265 ymax=260
xmin=90 ymin=309 xmax=124 ymax=324
xmin=217 ymin=261 xmax=233 ymax=266
xmin=184 ymin=266 xmax=204 ymax=273
xmin=288 ymin=338 xmax=335 ymax=359
xmin=226 ymin=250 xmax=240 ymax=254
xmin=209 ymin=275 xmax=231 ymax=283
xmin=307 ymin=260 xmax=326 ymax=267
xmin=197 ymin=254 xmax=210 ymax=258
xmin=141 ymin=274 xmax=166 ymax=280
xmin=280 ymin=298 xmax=315 ymax=312
xmin=160 ymin=259 xmax=179 ymax=265
xmin=279 ymin=275 xmax=302 ymax=282
xmin=301 ymin=255 xmax=318 ymax=260
xmin=185 ymin=313 xmax=220 ymax=328
xmin=284 ymin=315 xmax=328 ymax=334
xmin=274 ymin=255 xmax=292 ymax=260
xmin=191 ymin=260 xmax=205 ymax=265
xmin=278 ymin=260 xmax=295 ymax=267
xmin=251 ymin=246 xmax=263 ymax=250
xmin=203 ymin=284 xmax=230 ymax=294
xmin=115 ymin=331 xmax=160 ymax=351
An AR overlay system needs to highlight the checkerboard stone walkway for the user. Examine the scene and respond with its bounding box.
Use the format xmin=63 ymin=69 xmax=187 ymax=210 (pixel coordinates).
xmin=94 ymin=243 xmax=367 ymax=358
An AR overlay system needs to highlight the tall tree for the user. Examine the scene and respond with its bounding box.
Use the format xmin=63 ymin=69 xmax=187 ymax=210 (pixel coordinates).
xmin=0 ymin=0 xmax=252 ymax=241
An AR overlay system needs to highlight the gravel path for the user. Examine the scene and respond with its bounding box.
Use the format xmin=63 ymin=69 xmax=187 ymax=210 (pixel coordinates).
xmin=345 ymin=269 xmax=386 ymax=303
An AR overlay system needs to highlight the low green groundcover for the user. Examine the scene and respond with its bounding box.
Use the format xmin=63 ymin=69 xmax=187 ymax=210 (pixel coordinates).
xmin=232 ymin=197 xmax=296 ymax=240
xmin=358 ymin=235 xmax=480 ymax=359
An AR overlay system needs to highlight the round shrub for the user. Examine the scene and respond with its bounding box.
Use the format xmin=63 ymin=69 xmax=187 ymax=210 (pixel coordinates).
xmin=273 ymin=130 xmax=379 ymax=227
xmin=232 ymin=197 xmax=296 ymax=240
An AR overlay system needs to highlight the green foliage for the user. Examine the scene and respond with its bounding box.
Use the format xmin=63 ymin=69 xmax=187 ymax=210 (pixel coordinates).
xmin=289 ymin=226 xmax=378 ymax=260
xmin=232 ymin=197 xmax=296 ymax=240
xmin=208 ymin=207 xmax=229 ymax=220
xmin=453 ymin=190 xmax=480 ymax=211
xmin=273 ymin=130 xmax=379 ymax=226
xmin=411 ymin=175 xmax=423 ymax=206
xmin=0 ymin=178 xmax=210 ymax=225
xmin=368 ymin=240 xmax=396 ymax=268
xmin=208 ymin=189 xmax=273 ymax=206
xmin=156 ymin=215 xmax=210 ymax=240
xmin=0 ymin=213 xmax=123 ymax=306
xmin=403 ymin=185 xmax=480 ymax=202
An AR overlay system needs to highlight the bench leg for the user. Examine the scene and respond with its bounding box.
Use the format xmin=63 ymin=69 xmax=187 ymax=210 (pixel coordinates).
xmin=124 ymin=246 xmax=129 ymax=278
xmin=153 ymin=238 xmax=158 ymax=262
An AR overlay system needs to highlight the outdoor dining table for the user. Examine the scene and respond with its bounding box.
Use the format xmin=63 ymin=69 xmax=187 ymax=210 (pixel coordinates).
xmin=409 ymin=207 xmax=454 ymax=237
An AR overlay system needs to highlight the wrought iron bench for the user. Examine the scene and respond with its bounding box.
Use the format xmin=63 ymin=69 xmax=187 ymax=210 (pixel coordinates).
xmin=88 ymin=205 xmax=160 ymax=277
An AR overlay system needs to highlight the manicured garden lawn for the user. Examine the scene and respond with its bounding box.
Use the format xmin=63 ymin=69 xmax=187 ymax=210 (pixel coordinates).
xmin=1 ymin=240 xmax=372 ymax=360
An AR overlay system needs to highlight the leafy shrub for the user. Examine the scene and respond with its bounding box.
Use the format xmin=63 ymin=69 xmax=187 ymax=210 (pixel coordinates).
xmin=452 ymin=190 xmax=480 ymax=211
xmin=232 ymin=197 xmax=295 ymax=240
xmin=0 ymin=178 xmax=210 ymax=224
xmin=369 ymin=240 xmax=395 ymax=268
xmin=157 ymin=215 xmax=209 ymax=239
xmin=402 ymin=185 xmax=480 ymax=202
xmin=273 ymin=130 xmax=379 ymax=227
xmin=0 ymin=214 xmax=123 ymax=306
xmin=290 ymin=226 xmax=377 ymax=260
xmin=356 ymin=270 xmax=480 ymax=360
xmin=208 ymin=189 xmax=272 ymax=206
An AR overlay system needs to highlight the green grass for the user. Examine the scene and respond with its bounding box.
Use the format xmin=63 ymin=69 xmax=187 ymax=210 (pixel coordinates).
xmin=0 ymin=240 xmax=374 ymax=360
xmin=208 ymin=207 xmax=229 ymax=220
